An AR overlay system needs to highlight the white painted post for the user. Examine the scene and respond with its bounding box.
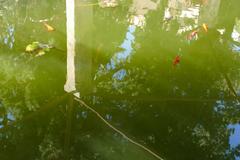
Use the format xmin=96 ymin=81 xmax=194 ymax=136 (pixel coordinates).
xmin=64 ymin=0 xmax=80 ymax=97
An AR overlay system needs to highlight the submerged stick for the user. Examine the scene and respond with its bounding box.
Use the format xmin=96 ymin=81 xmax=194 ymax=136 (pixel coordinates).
xmin=74 ymin=97 xmax=164 ymax=160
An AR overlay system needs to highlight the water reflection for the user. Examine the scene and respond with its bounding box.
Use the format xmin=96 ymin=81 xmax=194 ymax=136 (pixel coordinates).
xmin=1 ymin=24 xmax=15 ymax=49
xmin=229 ymin=124 xmax=240 ymax=148
xmin=0 ymin=0 xmax=240 ymax=160
xmin=95 ymin=0 xmax=159 ymax=83
xmin=92 ymin=0 xmax=240 ymax=159
xmin=95 ymin=25 xmax=135 ymax=80
xmin=228 ymin=124 xmax=240 ymax=160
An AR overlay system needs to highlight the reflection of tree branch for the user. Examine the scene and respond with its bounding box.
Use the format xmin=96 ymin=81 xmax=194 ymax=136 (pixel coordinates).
xmin=212 ymin=44 xmax=240 ymax=101
xmin=74 ymin=97 xmax=164 ymax=160
xmin=0 ymin=93 xmax=68 ymax=132
xmin=91 ymin=94 xmax=235 ymax=102
xmin=219 ymin=68 xmax=239 ymax=100
xmin=222 ymin=72 xmax=239 ymax=98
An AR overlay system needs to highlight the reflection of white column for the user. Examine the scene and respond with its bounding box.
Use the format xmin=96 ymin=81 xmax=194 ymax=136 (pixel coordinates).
xmin=65 ymin=0 xmax=80 ymax=97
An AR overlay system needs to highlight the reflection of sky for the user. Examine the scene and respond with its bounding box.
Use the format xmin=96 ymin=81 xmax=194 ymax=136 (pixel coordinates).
xmin=112 ymin=69 xmax=127 ymax=81
xmin=214 ymin=98 xmax=240 ymax=159
xmin=0 ymin=112 xmax=15 ymax=129
xmin=0 ymin=121 xmax=3 ymax=128
xmin=230 ymin=24 xmax=240 ymax=53
xmin=228 ymin=124 xmax=240 ymax=148
xmin=228 ymin=124 xmax=240 ymax=160
xmin=232 ymin=27 xmax=240 ymax=43
xmin=231 ymin=44 xmax=240 ymax=53
xmin=96 ymin=25 xmax=136 ymax=80
xmin=0 ymin=100 xmax=15 ymax=129
xmin=0 ymin=24 xmax=15 ymax=49
xmin=7 ymin=112 xmax=15 ymax=121
xmin=179 ymin=5 xmax=200 ymax=19
xmin=111 ymin=25 xmax=135 ymax=80
xmin=109 ymin=25 xmax=136 ymax=70
xmin=164 ymin=4 xmax=200 ymax=35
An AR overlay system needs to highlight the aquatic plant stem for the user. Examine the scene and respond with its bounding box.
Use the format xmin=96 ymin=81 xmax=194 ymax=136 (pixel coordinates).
xmin=74 ymin=97 xmax=164 ymax=160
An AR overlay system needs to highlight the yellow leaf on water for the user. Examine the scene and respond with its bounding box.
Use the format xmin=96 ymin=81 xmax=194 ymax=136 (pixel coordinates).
xmin=25 ymin=42 xmax=39 ymax=52
xmin=202 ymin=23 xmax=208 ymax=32
xmin=36 ymin=50 xmax=46 ymax=57
xmin=25 ymin=44 xmax=35 ymax=52
xmin=43 ymin=22 xmax=55 ymax=32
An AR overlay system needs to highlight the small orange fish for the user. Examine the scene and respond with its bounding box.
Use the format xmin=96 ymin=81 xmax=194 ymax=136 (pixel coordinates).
xmin=173 ymin=55 xmax=181 ymax=66
xmin=43 ymin=22 xmax=55 ymax=32
xmin=202 ymin=23 xmax=208 ymax=32
xmin=187 ymin=30 xmax=198 ymax=41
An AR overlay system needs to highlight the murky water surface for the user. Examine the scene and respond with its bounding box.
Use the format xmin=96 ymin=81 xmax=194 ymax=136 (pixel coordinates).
xmin=0 ymin=0 xmax=240 ymax=159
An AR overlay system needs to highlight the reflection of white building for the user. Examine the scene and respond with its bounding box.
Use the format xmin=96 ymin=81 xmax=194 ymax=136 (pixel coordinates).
xmin=230 ymin=19 xmax=240 ymax=54
xmin=129 ymin=0 xmax=160 ymax=28
xmin=163 ymin=0 xmax=199 ymax=33
xmin=198 ymin=0 xmax=221 ymax=28
xmin=167 ymin=0 xmax=192 ymax=18
xmin=164 ymin=0 xmax=222 ymax=35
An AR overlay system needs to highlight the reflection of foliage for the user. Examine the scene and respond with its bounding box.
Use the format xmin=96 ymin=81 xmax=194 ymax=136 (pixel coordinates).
xmin=192 ymin=123 xmax=233 ymax=159
xmin=1 ymin=0 xmax=240 ymax=160
xmin=215 ymin=100 xmax=240 ymax=124
xmin=37 ymin=134 xmax=63 ymax=160
xmin=235 ymin=18 xmax=240 ymax=33
xmin=0 ymin=24 xmax=15 ymax=49
xmin=192 ymin=124 xmax=210 ymax=147
xmin=96 ymin=66 xmax=149 ymax=96
xmin=93 ymin=24 xmax=240 ymax=160
xmin=0 ymin=0 xmax=17 ymax=49
xmin=0 ymin=55 xmax=37 ymax=120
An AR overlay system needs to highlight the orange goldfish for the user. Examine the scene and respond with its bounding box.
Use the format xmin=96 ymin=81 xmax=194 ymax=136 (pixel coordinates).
xmin=173 ymin=55 xmax=181 ymax=66
xmin=187 ymin=30 xmax=198 ymax=41
xmin=43 ymin=22 xmax=55 ymax=32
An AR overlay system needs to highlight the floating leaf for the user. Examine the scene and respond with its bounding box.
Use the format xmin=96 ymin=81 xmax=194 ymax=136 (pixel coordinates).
xmin=43 ymin=22 xmax=55 ymax=32
xmin=202 ymin=23 xmax=208 ymax=32
xmin=25 ymin=42 xmax=39 ymax=52
xmin=25 ymin=41 xmax=52 ymax=57
xmin=36 ymin=50 xmax=46 ymax=57
xmin=44 ymin=47 xmax=50 ymax=52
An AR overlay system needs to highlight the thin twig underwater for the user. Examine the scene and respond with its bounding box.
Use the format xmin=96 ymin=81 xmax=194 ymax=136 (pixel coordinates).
xmin=74 ymin=96 xmax=164 ymax=160
xmin=210 ymin=40 xmax=240 ymax=101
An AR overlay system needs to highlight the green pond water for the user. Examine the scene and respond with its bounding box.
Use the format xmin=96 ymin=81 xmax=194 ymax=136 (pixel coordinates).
xmin=1 ymin=0 xmax=240 ymax=160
